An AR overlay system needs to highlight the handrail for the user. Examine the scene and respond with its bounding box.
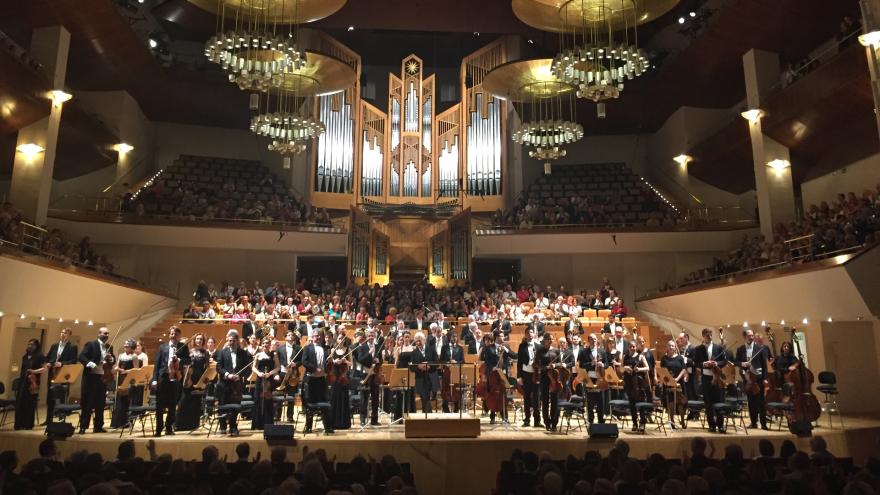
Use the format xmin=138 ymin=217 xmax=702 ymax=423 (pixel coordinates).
xmin=48 ymin=209 xmax=347 ymax=234
xmin=477 ymin=218 xmax=756 ymax=235
xmin=777 ymin=28 xmax=861 ymax=91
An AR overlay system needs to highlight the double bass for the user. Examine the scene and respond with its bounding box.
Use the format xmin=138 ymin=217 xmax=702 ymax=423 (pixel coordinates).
xmin=764 ymin=328 xmax=784 ymax=403
xmin=788 ymin=330 xmax=821 ymax=424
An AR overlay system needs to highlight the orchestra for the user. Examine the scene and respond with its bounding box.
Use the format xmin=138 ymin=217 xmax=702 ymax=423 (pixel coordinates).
xmin=8 ymin=314 xmax=822 ymax=440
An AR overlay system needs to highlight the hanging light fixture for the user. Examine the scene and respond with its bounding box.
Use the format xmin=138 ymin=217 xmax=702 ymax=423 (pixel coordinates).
xmin=483 ymin=59 xmax=583 ymax=163
xmin=194 ymin=0 xmax=346 ymax=91
xmin=512 ymin=0 xmax=677 ymax=115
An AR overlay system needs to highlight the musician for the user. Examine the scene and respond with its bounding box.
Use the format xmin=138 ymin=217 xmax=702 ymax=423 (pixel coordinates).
xmin=381 ymin=335 xmax=397 ymax=416
xmin=480 ymin=334 xmax=513 ymax=424
xmin=434 ymin=312 xmax=451 ymax=331
xmin=14 ymin=339 xmax=45 ymax=430
xmin=564 ymin=313 xmax=583 ymax=336
xmin=176 ymin=333 xmax=209 ymax=431
xmin=516 ymin=328 xmax=542 ymax=428
xmin=466 ymin=324 xmax=483 ymax=354
xmin=537 ymin=334 xmax=565 ymax=431
xmin=527 ymin=313 xmax=545 ymax=338
xmin=558 ymin=336 xmax=575 ymax=396
xmin=301 ymin=331 xmax=334 ymax=434
xmin=636 ymin=336 xmax=656 ymax=392
xmin=252 ymin=337 xmax=281 ymax=430
xmin=438 ymin=331 xmax=464 ymax=413
xmin=275 ymin=330 xmax=302 ymax=422
xmin=329 ymin=332 xmax=353 ymax=430
xmin=774 ymin=341 xmax=799 ymax=373
xmin=676 ymin=333 xmax=698 ymax=401
xmin=206 ymin=337 xmax=219 ymax=362
xmin=44 ymin=327 xmax=77 ymax=424
xmin=242 ymin=313 xmax=257 ymax=340
xmin=577 ymin=333 xmax=608 ymax=424
xmin=77 ymin=326 xmax=115 ymax=434
xmin=736 ymin=328 xmax=769 ymax=430
xmin=610 ymin=326 xmax=629 ymax=365
xmin=216 ymin=329 xmax=251 ymax=436
xmin=298 ymin=314 xmax=318 ymax=340
xmin=693 ymin=328 xmax=728 ymax=433
xmin=355 ymin=328 xmax=383 ymax=426
xmin=410 ymin=310 xmax=429 ymax=332
xmin=622 ymin=342 xmax=651 ymax=433
xmin=150 ymin=326 xmax=190 ymax=436
xmin=110 ymin=340 xmax=138 ymax=429
xmin=410 ymin=332 xmax=433 ymax=413
xmin=491 ymin=313 xmax=512 ymax=337
xmin=394 ymin=332 xmax=415 ymax=419
xmin=660 ymin=340 xmax=687 ymax=430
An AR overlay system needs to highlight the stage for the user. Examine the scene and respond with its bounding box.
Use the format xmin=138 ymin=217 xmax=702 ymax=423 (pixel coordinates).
xmin=1 ymin=414 xmax=878 ymax=495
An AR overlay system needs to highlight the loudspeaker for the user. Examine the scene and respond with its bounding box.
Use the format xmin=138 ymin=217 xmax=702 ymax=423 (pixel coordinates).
xmin=588 ymin=423 xmax=619 ymax=439
xmin=789 ymin=420 xmax=813 ymax=437
xmin=45 ymin=422 xmax=75 ymax=439
xmin=263 ymin=424 xmax=295 ymax=441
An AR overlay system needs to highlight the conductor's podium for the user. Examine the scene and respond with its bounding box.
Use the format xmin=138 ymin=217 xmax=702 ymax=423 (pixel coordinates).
xmin=404 ymin=413 xmax=481 ymax=438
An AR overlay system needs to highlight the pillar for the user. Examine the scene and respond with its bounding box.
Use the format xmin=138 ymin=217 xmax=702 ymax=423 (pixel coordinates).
xmin=9 ymin=26 xmax=70 ymax=225
xmin=743 ymin=49 xmax=797 ymax=239
xmin=860 ymin=0 xmax=880 ymax=138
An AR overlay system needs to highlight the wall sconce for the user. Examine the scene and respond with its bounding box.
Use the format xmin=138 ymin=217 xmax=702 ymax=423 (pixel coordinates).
xmin=16 ymin=143 xmax=45 ymax=156
xmin=114 ymin=143 xmax=135 ymax=154
xmin=48 ymin=90 xmax=72 ymax=107
xmin=767 ymin=158 xmax=790 ymax=177
xmin=673 ymin=154 xmax=693 ymax=167
xmin=741 ymin=108 xmax=765 ymax=124
xmin=859 ymin=30 xmax=880 ymax=47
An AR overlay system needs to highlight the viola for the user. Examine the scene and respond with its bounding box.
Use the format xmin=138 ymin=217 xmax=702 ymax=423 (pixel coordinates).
xmin=101 ymin=353 xmax=116 ymax=385
xmin=27 ymin=372 xmax=39 ymax=395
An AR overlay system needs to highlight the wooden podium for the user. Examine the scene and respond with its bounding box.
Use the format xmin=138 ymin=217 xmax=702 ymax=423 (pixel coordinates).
xmin=404 ymin=413 xmax=481 ymax=438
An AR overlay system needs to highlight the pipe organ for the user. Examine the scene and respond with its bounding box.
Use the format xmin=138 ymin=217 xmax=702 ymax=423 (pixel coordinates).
xmin=462 ymin=42 xmax=505 ymax=198
xmin=315 ymin=89 xmax=355 ymax=194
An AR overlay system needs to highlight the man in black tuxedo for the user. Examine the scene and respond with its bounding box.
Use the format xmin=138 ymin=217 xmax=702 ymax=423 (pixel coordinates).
xmin=410 ymin=333 xmax=433 ymax=413
xmin=150 ymin=326 xmax=190 ymax=436
xmin=354 ymin=328 xmax=382 ymax=426
xmin=241 ymin=313 xmax=257 ymax=340
xmin=216 ymin=330 xmax=251 ymax=436
xmin=577 ymin=333 xmax=609 ymax=424
xmin=409 ymin=310 xmax=429 ymax=332
xmin=440 ymin=332 xmax=466 ymax=413
xmin=275 ymin=330 xmax=302 ymax=422
xmin=694 ymin=328 xmax=728 ymax=433
xmin=516 ymin=328 xmax=542 ymax=427
xmin=301 ymin=332 xmax=334 ymax=434
xmin=77 ymin=326 xmax=115 ymax=434
xmin=736 ymin=328 xmax=769 ymax=430
xmin=491 ymin=313 xmax=512 ymax=337
xmin=564 ymin=314 xmax=583 ymax=336
xmin=465 ymin=323 xmax=483 ymax=354
xmin=298 ymin=314 xmax=318 ymax=340
xmin=45 ymin=327 xmax=77 ymax=424
xmin=527 ymin=314 xmax=545 ymax=338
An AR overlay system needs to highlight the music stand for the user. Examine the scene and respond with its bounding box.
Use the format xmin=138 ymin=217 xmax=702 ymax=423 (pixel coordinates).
xmin=656 ymin=367 xmax=679 ymax=418
xmin=376 ymin=364 xmax=397 ymax=425
xmin=386 ymin=367 xmax=410 ymax=425
xmin=49 ymin=364 xmax=82 ymax=422
xmin=193 ymin=364 xmax=218 ymax=391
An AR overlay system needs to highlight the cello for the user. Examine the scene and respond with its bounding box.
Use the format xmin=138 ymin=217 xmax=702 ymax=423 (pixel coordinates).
xmin=764 ymin=328 xmax=784 ymax=403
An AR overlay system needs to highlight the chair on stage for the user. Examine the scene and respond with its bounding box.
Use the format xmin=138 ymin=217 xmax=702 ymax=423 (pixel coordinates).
xmin=635 ymin=400 xmax=667 ymax=436
xmin=208 ymin=403 xmax=243 ymax=438
xmin=0 ymin=383 xmax=18 ymax=428
xmin=817 ymin=371 xmax=843 ymax=428
xmin=121 ymin=395 xmax=157 ymax=438
xmin=295 ymin=401 xmax=332 ymax=435
xmin=558 ymin=395 xmax=587 ymax=434
xmin=766 ymin=400 xmax=794 ymax=431
xmin=685 ymin=400 xmax=706 ymax=428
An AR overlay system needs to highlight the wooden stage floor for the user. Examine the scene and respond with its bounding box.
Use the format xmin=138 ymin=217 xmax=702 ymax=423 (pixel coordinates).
xmin=2 ymin=414 xmax=878 ymax=495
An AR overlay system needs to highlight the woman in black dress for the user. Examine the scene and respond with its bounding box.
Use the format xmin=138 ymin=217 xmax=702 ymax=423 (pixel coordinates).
xmin=176 ymin=333 xmax=209 ymax=430
xmin=622 ymin=342 xmax=651 ymax=433
xmin=111 ymin=340 xmax=137 ymax=428
xmin=660 ymin=340 xmax=687 ymax=430
xmin=381 ymin=335 xmax=396 ymax=415
xmin=251 ymin=337 xmax=280 ymax=430
xmin=15 ymin=339 xmax=45 ymax=430
xmin=329 ymin=332 xmax=352 ymax=430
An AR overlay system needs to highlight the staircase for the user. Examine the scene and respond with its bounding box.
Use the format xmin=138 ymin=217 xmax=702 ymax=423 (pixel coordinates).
xmin=137 ymin=313 xmax=183 ymax=357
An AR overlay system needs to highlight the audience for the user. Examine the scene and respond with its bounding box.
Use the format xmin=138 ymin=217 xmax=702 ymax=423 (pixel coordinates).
xmin=781 ymin=15 xmax=861 ymax=88
xmin=495 ymin=436 xmax=877 ymax=495
xmin=676 ymin=187 xmax=880 ymax=288
xmin=125 ymin=155 xmax=331 ymax=226
xmin=0 ymin=440 xmax=417 ymax=494
xmin=0 ymin=202 xmax=116 ymax=274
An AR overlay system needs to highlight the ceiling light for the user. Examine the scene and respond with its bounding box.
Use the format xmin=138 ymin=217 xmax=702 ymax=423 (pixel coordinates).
xmin=678 ymin=17 xmax=685 ymax=24
xmin=0 ymin=312 xmax=3 ymax=317
xmin=673 ymin=154 xmax=693 ymax=166
xmin=767 ymin=159 xmax=790 ymax=170
xmin=58 ymin=318 xmax=64 ymax=322
xmin=780 ymin=320 xmax=786 ymax=325
xmin=760 ymin=321 xmax=766 ymax=326
xmin=347 ymin=26 xmax=354 ymax=31
xmin=474 ymin=32 xmax=481 ymax=36
xmin=802 ymin=318 xmax=809 ymax=324
xmin=859 ymin=30 xmax=880 ymax=47
xmin=40 ymin=316 xmax=46 ymax=321
xmin=49 ymin=90 xmax=72 ymax=106
xmin=148 ymin=38 xmax=158 ymax=49
xmin=74 ymin=319 xmax=79 ymax=324
xmin=740 ymin=108 xmax=765 ymax=124
xmin=114 ymin=143 xmax=134 ymax=154
xmin=689 ymin=11 xmax=696 ymax=17
xmin=20 ymin=314 xmax=26 ymax=319
xmin=528 ymin=39 xmax=534 ymax=44
xmin=16 ymin=143 xmax=45 ymax=155
xmin=827 ymin=317 xmax=833 ymax=322
xmin=88 ymin=320 xmax=94 ymax=326
xmin=742 ymin=321 xmax=748 ymax=327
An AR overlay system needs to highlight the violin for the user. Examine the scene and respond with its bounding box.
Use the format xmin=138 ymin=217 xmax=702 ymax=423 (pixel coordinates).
xmin=27 ymin=371 xmax=39 ymax=395
xmin=101 ymin=352 xmax=116 ymax=385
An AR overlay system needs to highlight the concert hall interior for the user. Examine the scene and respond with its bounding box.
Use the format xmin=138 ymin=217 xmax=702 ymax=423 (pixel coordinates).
xmin=2 ymin=0 xmax=880 ymax=494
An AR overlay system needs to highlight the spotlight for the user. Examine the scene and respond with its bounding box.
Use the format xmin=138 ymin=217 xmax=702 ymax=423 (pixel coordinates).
xmin=74 ymin=319 xmax=80 ymax=324
xmin=58 ymin=318 xmax=64 ymax=322
xmin=742 ymin=321 xmax=748 ymax=328
xmin=760 ymin=321 xmax=766 ymax=326
xmin=827 ymin=317 xmax=833 ymax=322
xmin=114 ymin=143 xmax=134 ymax=154
xmin=347 ymin=26 xmax=354 ymax=32
xmin=801 ymin=318 xmax=808 ymax=324
xmin=474 ymin=31 xmax=480 ymax=36
xmin=678 ymin=17 xmax=685 ymax=24
xmin=88 ymin=320 xmax=94 ymax=326
xmin=527 ymin=39 xmax=534 ymax=44
xmin=40 ymin=316 xmax=46 ymax=321
xmin=48 ymin=90 xmax=73 ymax=106
xmin=689 ymin=11 xmax=696 ymax=17
xmin=16 ymin=143 xmax=45 ymax=155
xmin=20 ymin=314 xmax=26 ymax=319
xmin=149 ymin=38 xmax=158 ymax=49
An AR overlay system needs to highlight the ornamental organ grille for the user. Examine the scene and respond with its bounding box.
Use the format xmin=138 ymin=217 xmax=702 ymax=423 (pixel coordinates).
xmin=431 ymin=235 xmax=444 ymax=277
xmin=374 ymin=234 xmax=389 ymax=276
xmin=350 ymin=213 xmax=370 ymax=279
xmin=315 ymin=90 xmax=355 ymax=193
xmin=361 ymin=102 xmax=386 ymax=197
xmin=462 ymin=41 xmax=506 ymax=198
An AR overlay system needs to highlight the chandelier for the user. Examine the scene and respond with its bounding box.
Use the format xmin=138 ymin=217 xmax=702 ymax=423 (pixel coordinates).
xmin=193 ymin=0 xmax=345 ymax=91
xmin=483 ymin=59 xmax=583 ymax=163
xmin=513 ymin=0 xmax=678 ymax=113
